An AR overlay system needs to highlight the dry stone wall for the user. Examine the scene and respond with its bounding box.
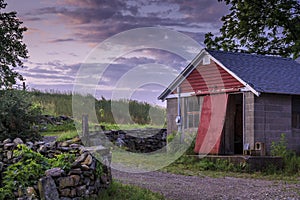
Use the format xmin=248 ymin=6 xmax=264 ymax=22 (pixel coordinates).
xmin=91 ymin=128 xmax=167 ymax=153
xmin=0 ymin=137 xmax=111 ymax=200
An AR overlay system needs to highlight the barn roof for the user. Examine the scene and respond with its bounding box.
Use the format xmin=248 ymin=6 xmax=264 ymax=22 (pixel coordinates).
xmin=158 ymin=49 xmax=300 ymax=101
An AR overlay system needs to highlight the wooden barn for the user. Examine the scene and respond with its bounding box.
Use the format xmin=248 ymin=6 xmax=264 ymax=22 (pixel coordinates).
xmin=158 ymin=49 xmax=300 ymax=155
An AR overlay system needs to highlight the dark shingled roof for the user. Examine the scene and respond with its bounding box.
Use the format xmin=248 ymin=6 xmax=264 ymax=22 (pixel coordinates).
xmin=206 ymin=49 xmax=300 ymax=95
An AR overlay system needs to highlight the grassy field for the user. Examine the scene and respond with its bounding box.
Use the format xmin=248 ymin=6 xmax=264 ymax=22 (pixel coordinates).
xmin=97 ymin=181 xmax=165 ymax=200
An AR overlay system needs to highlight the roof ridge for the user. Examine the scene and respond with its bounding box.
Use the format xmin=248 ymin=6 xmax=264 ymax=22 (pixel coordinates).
xmin=205 ymin=48 xmax=293 ymax=61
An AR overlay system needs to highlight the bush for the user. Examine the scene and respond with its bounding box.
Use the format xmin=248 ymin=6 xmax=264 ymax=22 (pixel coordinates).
xmin=270 ymin=134 xmax=300 ymax=174
xmin=0 ymin=90 xmax=42 ymax=141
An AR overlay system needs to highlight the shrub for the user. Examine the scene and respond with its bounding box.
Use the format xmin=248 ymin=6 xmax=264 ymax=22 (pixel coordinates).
xmin=270 ymin=134 xmax=300 ymax=174
xmin=0 ymin=90 xmax=41 ymax=141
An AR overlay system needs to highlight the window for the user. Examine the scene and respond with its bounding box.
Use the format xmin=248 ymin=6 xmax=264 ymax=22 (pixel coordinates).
xmin=183 ymin=96 xmax=202 ymax=129
xmin=292 ymin=96 xmax=300 ymax=129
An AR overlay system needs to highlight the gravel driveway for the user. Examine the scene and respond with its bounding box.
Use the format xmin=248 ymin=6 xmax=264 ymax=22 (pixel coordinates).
xmin=113 ymin=169 xmax=300 ymax=200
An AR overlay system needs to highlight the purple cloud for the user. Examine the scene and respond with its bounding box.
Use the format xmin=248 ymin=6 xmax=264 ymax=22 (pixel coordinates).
xmin=25 ymin=0 xmax=228 ymax=44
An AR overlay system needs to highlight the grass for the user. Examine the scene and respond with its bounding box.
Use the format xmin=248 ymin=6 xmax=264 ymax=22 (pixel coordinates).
xmin=41 ymin=121 xmax=78 ymax=141
xmin=56 ymin=130 xmax=78 ymax=142
xmin=161 ymin=155 xmax=300 ymax=182
xmin=91 ymin=122 xmax=164 ymax=131
xmin=97 ymin=180 xmax=165 ymax=200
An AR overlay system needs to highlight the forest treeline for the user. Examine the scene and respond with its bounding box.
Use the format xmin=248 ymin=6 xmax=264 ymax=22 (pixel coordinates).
xmin=30 ymin=90 xmax=165 ymax=125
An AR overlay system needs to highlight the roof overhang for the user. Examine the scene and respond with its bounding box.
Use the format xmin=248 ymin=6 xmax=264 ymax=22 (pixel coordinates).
xmin=158 ymin=49 xmax=260 ymax=101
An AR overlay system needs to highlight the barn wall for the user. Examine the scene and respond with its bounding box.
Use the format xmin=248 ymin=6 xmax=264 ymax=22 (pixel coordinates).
xmin=253 ymin=94 xmax=299 ymax=155
xmin=166 ymin=98 xmax=178 ymax=135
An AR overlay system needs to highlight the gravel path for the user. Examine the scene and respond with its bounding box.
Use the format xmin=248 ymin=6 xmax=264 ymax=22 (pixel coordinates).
xmin=113 ymin=170 xmax=300 ymax=200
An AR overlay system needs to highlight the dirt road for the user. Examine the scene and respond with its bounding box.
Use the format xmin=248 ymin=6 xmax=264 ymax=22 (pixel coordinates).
xmin=113 ymin=169 xmax=299 ymax=200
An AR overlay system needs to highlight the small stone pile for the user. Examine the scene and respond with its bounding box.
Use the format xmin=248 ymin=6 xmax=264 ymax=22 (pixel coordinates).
xmin=0 ymin=137 xmax=112 ymax=200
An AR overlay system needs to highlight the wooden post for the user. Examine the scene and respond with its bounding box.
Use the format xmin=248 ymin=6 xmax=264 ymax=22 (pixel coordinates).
xmin=82 ymin=114 xmax=90 ymax=146
xmin=22 ymin=82 xmax=26 ymax=91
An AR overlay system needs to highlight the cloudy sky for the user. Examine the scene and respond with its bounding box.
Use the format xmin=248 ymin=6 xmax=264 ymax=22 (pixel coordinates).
xmin=6 ymin=0 xmax=229 ymax=105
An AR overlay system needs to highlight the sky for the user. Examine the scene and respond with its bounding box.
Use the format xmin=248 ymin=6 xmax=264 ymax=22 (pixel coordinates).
xmin=5 ymin=0 xmax=229 ymax=106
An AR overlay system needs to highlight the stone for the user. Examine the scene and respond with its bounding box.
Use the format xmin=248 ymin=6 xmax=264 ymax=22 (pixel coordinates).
xmin=70 ymin=175 xmax=81 ymax=186
xmin=26 ymin=141 xmax=34 ymax=149
xmin=60 ymin=198 xmax=72 ymax=200
xmin=83 ymin=171 xmax=93 ymax=177
xmin=4 ymin=143 xmax=15 ymax=150
xmin=6 ymin=151 xmax=13 ymax=160
xmin=61 ymin=141 xmax=70 ymax=147
xmin=82 ymin=154 xmax=93 ymax=166
xmin=75 ymin=152 xmax=88 ymax=163
xmin=70 ymin=143 xmax=81 ymax=149
xmin=89 ymin=174 xmax=95 ymax=180
xmin=58 ymin=175 xmax=80 ymax=189
xmin=3 ymin=138 xmax=12 ymax=144
xmin=70 ymin=189 xmax=77 ymax=197
xmin=81 ymin=164 xmax=90 ymax=171
xmin=83 ymin=177 xmax=91 ymax=185
xmin=59 ymin=188 xmax=71 ymax=197
xmin=13 ymin=138 xmax=24 ymax=145
xmin=45 ymin=141 xmax=56 ymax=148
xmin=68 ymin=168 xmax=82 ymax=175
xmin=38 ymin=176 xmax=60 ymax=200
xmin=76 ymin=185 xmax=86 ymax=196
xmin=71 ymin=161 xmax=81 ymax=168
xmin=58 ymin=177 xmax=75 ymax=188
xmin=79 ymin=148 xmax=89 ymax=155
xmin=35 ymin=141 xmax=45 ymax=146
xmin=59 ymin=147 xmax=71 ymax=151
xmin=45 ymin=168 xmax=64 ymax=177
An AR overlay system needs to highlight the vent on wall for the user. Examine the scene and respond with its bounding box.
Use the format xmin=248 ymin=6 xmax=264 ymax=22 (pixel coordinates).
xmin=203 ymin=55 xmax=210 ymax=65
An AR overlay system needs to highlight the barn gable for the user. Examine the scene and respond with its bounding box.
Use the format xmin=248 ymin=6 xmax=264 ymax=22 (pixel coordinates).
xmin=171 ymin=61 xmax=244 ymax=95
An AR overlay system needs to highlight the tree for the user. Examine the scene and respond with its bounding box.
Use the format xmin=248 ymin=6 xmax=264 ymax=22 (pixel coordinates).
xmin=205 ymin=0 xmax=300 ymax=59
xmin=0 ymin=0 xmax=28 ymax=88
xmin=0 ymin=90 xmax=41 ymax=141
